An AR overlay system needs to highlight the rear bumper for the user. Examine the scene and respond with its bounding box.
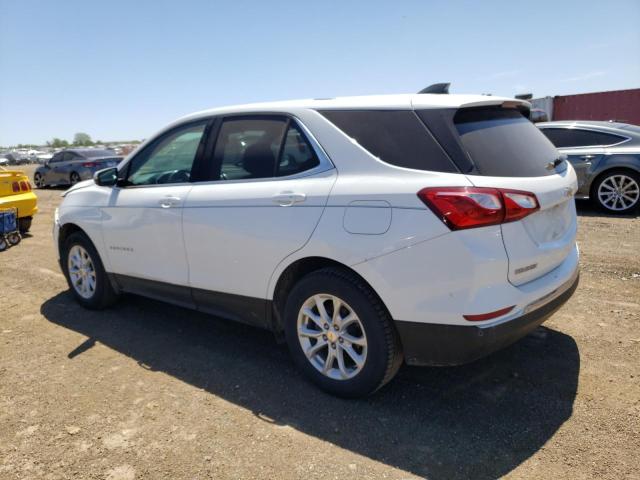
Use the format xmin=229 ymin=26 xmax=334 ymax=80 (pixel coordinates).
xmin=0 ymin=192 xmax=38 ymax=218
xmin=396 ymin=270 xmax=579 ymax=366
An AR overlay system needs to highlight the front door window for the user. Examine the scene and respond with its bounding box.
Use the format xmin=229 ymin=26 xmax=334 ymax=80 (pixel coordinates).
xmin=126 ymin=122 xmax=207 ymax=186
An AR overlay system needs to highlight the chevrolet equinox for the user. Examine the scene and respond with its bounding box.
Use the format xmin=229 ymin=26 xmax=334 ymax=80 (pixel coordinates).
xmin=54 ymin=90 xmax=580 ymax=397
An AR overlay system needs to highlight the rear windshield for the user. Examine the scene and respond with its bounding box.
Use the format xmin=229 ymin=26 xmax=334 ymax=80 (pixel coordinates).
xmin=317 ymin=110 xmax=458 ymax=173
xmin=454 ymin=108 xmax=559 ymax=177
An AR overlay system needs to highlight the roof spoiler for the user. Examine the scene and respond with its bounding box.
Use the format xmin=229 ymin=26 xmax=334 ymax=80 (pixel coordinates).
xmin=418 ymin=83 xmax=450 ymax=94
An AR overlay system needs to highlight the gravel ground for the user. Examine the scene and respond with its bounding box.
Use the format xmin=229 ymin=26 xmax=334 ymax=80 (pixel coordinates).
xmin=1 ymin=165 xmax=639 ymax=480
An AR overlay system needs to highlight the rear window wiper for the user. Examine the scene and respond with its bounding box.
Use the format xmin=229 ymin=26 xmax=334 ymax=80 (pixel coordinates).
xmin=546 ymin=156 xmax=566 ymax=171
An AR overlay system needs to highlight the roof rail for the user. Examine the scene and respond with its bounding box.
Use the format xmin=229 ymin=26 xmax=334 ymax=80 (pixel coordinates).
xmin=418 ymin=83 xmax=450 ymax=94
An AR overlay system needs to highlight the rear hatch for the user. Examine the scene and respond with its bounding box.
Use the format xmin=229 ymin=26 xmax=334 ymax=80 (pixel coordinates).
xmin=418 ymin=105 xmax=578 ymax=286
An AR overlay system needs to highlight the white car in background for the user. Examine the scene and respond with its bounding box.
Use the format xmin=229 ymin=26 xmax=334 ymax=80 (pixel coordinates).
xmin=53 ymin=89 xmax=579 ymax=397
xmin=32 ymin=150 xmax=53 ymax=164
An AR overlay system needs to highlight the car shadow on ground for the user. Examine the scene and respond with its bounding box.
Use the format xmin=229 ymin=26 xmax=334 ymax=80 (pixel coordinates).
xmin=41 ymin=291 xmax=579 ymax=480
xmin=575 ymin=199 xmax=640 ymax=219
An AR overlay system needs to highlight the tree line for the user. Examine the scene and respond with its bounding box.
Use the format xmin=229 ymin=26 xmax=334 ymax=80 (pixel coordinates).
xmin=48 ymin=133 xmax=98 ymax=148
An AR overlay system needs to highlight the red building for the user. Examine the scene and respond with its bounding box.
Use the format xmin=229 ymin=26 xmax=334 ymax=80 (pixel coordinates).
xmin=552 ymin=88 xmax=640 ymax=125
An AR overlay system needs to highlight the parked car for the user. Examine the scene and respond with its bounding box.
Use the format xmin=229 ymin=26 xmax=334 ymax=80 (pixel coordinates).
xmin=27 ymin=149 xmax=53 ymax=164
xmin=2 ymin=152 xmax=30 ymax=165
xmin=0 ymin=167 xmax=37 ymax=233
xmin=33 ymin=148 xmax=122 ymax=188
xmin=54 ymin=91 xmax=579 ymax=397
xmin=529 ymin=108 xmax=549 ymax=123
xmin=537 ymin=121 xmax=640 ymax=213
xmin=34 ymin=152 xmax=54 ymax=164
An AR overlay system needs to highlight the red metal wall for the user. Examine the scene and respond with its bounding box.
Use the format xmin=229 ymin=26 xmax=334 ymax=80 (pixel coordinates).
xmin=553 ymin=88 xmax=640 ymax=125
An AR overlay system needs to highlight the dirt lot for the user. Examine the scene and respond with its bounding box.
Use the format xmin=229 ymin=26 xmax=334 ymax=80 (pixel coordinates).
xmin=1 ymin=165 xmax=639 ymax=480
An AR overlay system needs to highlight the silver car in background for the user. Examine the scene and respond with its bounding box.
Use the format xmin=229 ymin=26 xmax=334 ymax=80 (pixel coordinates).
xmin=34 ymin=149 xmax=123 ymax=188
xmin=538 ymin=121 xmax=640 ymax=214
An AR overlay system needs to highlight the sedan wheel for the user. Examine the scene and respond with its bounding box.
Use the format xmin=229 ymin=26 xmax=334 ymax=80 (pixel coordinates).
xmin=595 ymin=171 xmax=640 ymax=214
xmin=70 ymin=172 xmax=81 ymax=185
xmin=34 ymin=173 xmax=45 ymax=188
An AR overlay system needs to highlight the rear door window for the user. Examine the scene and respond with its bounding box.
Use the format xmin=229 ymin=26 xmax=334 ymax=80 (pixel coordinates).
xmin=540 ymin=128 xmax=627 ymax=148
xmin=212 ymin=117 xmax=320 ymax=180
xmin=318 ymin=110 xmax=457 ymax=173
xmin=452 ymin=108 xmax=559 ymax=177
xmin=278 ymin=123 xmax=320 ymax=177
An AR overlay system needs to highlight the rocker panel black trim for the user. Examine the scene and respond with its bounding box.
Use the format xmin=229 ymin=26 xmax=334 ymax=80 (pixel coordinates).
xmin=108 ymin=274 xmax=271 ymax=329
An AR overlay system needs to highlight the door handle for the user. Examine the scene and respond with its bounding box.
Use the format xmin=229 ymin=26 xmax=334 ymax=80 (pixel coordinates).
xmin=158 ymin=196 xmax=181 ymax=208
xmin=579 ymin=155 xmax=595 ymax=161
xmin=272 ymin=191 xmax=306 ymax=206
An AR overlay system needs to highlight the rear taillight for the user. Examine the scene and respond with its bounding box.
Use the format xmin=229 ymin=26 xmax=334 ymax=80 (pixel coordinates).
xmin=417 ymin=187 xmax=539 ymax=230
xmin=82 ymin=162 xmax=96 ymax=167
xmin=502 ymin=190 xmax=539 ymax=222
xmin=19 ymin=181 xmax=29 ymax=191
xmin=11 ymin=181 xmax=19 ymax=192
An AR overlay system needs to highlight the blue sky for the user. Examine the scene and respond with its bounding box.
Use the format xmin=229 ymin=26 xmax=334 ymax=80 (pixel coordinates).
xmin=1 ymin=0 xmax=639 ymax=146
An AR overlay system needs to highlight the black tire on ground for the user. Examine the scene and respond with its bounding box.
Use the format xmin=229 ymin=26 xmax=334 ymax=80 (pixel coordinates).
xmin=591 ymin=169 xmax=640 ymax=214
xmin=70 ymin=172 xmax=81 ymax=185
xmin=61 ymin=231 xmax=119 ymax=309
xmin=283 ymin=267 xmax=403 ymax=398
xmin=0 ymin=236 xmax=8 ymax=252
xmin=18 ymin=217 xmax=32 ymax=234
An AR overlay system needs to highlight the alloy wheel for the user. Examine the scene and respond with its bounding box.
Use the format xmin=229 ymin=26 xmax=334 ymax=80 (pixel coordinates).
xmin=297 ymin=294 xmax=368 ymax=380
xmin=70 ymin=172 xmax=81 ymax=185
xmin=597 ymin=174 xmax=639 ymax=211
xmin=67 ymin=245 xmax=97 ymax=299
xmin=34 ymin=173 xmax=45 ymax=188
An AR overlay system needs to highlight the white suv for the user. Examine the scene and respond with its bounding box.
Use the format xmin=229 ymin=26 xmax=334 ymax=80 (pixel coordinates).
xmin=54 ymin=92 xmax=580 ymax=397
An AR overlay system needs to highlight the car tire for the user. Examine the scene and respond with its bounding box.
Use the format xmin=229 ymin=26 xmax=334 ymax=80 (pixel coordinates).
xmin=283 ymin=267 xmax=403 ymax=398
xmin=18 ymin=217 xmax=32 ymax=234
xmin=0 ymin=236 xmax=8 ymax=252
xmin=70 ymin=172 xmax=81 ymax=185
xmin=591 ymin=169 xmax=640 ymax=214
xmin=34 ymin=172 xmax=46 ymax=189
xmin=61 ymin=231 xmax=118 ymax=309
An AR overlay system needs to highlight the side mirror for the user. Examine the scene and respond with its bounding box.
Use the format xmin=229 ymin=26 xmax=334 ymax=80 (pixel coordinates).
xmin=93 ymin=167 xmax=119 ymax=187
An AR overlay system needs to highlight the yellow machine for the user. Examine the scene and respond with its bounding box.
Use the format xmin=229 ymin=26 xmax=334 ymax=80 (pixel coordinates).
xmin=0 ymin=168 xmax=38 ymax=233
